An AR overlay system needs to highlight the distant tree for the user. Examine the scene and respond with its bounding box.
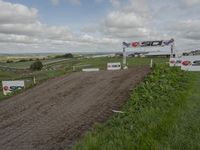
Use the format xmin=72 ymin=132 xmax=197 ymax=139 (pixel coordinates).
xmin=30 ymin=60 xmax=43 ymax=71
xmin=63 ymin=53 xmax=73 ymax=58
xmin=55 ymin=53 xmax=74 ymax=58
xmin=6 ymin=60 xmax=13 ymax=63
xmin=18 ymin=59 xmax=28 ymax=62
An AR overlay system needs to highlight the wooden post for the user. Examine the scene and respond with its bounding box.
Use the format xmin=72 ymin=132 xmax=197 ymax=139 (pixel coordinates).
xmin=73 ymin=66 xmax=75 ymax=72
xmin=150 ymin=59 xmax=153 ymax=68
xmin=33 ymin=76 xmax=36 ymax=84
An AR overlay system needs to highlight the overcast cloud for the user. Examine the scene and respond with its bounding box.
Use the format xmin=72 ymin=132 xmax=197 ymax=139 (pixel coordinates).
xmin=0 ymin=0 xmax=199 ymax=53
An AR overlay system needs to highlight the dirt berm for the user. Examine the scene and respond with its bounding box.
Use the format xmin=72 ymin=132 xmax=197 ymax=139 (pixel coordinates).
xmin=0 ymin=66 xmax=150 ymax=150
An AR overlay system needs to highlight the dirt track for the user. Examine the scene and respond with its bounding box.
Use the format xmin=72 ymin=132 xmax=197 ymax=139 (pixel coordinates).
xmin=0 ymin=66 xmax=150 ymax=150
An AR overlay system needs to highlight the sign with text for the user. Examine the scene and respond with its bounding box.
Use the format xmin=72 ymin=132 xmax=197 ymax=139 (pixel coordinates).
xmin=181 ymin=56 xmax=200 ymax=71
xmin=169 ymin=57 xmax=182 ymax=67
xmin=123 ymin=39 xmax=174 ymax=48
xmin=2 ymin=80 xmax=25 ymax=95
xmin=107 ymin=62 xmax=121 ymax=70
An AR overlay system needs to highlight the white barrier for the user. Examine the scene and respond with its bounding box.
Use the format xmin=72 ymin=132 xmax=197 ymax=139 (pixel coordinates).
xmin=2 ymin=80 xmax=25 ymax=95
xmin=82 ymin=68 xmax=100 ymax=72
xmin=169 ymin=57 xmax=182 ymax=67
xmin=181 ymin=56 xmax=200 ymax=71
xmin=107 ymin=62 xmax=121 ymax=70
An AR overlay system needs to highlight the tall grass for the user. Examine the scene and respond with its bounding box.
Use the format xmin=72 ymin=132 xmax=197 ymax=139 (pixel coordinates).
xmin=74 ymin=65 xmax=197 ymax=150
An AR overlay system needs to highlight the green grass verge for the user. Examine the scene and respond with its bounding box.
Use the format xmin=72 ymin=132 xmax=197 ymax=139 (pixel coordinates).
xmin=74 ymin=65 xmax=199 ymax=150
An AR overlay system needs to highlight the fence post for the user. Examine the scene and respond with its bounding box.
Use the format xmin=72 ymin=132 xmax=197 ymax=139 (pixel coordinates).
xmin=33 ymin=76 xmax=36 ymax=84
xmin=73 ymin=66 xmax=75 ymax=72
xmin=150 ymin=59 xmax=153 ymax=68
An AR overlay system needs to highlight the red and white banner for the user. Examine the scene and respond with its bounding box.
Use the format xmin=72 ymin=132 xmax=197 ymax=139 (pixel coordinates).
xmin=123 ymin=39 xmax=174 ymax=48
xmin=169 ymin=57 xmax=182 ymax=67
xmin=2 ymin=80 xmax=25 ymax=95
xmin=181 ymin=56 xmax=200 ymax=71
xmin=131 ymin=42 xmax=140 ymax=48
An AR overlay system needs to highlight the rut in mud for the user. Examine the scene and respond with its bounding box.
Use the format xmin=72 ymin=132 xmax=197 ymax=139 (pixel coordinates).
xmin=0 ymin=66 xmax=150 ymax=150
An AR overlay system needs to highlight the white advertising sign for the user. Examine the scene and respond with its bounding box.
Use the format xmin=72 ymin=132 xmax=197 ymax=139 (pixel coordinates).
xmin=169 ymin=57 xmax=182 ymax=67
xmin=107 ymin=62 xmax=121 ymax=70
xmin=82 ymin=68 xmax=100 ymax=72
xmin=2 ymin=80 xmax=25 ymax=95
xmin=169 ymin=57 xmax=176 ymax=67
xmin=181 ymin=56 xmax=200 ymax=71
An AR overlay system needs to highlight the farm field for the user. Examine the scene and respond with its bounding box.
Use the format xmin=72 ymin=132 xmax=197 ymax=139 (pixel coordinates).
xmin=0 ymin=66 xmax=150 ymax=150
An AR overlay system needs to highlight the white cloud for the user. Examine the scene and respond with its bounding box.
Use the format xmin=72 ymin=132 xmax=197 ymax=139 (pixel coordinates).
xmin=51 ymin=0 xmax=60 ymax=5
xmin=78 ymin=34 xmax=119 ymax=44
xmin=69 ymin=0 xmax=81 ymax=5
xmin=0 ymin=1 xmax=120 ymax=53
xmin=170 ymin=20 xmax=200 ymax=41
xmin=124 ymin=0 xmax=150 ymax=17
xmin=50 ymin=0 xmax=81 ymax=6
xmin=105 ymin=11 xmax=143 ymax=29
xmin=95 ymin=0 xmax=104 ymax=3
xmin=109 ymin=0 xmax=121 ymax=8
xmin=1 ymin=0 xmax=200 ymax=53
xmin=0 ymin=0 xmax=38 ymax=24
xmin=87 ymin=0 xmax=155 ymax=40
xmin=181 ymin=0 xmax=200 ymax=7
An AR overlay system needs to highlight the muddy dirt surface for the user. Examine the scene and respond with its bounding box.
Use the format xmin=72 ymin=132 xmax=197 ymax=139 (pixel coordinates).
xmin=0 ymin=66 xmax=150 ymax=150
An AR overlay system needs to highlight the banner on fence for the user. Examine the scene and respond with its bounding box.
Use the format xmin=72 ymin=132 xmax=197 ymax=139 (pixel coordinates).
xmin=2 ymin=80 xmax=25 ymax=95
xmin=181 ymin=56 xmax=200 ymax=71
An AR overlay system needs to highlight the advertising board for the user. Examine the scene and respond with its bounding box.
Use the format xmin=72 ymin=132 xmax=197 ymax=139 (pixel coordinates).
xmin=123 ymin=39 xmax=174 ymax=48
xmin=181 ymin=56 xmax=200 ymax=71
xmin=169 ymin=57 xmax=182 ymax=67
xmin=2 ymin=80 xmax=25 ymax=95
xmin=107 ymin=63 xmax=121 ymax=70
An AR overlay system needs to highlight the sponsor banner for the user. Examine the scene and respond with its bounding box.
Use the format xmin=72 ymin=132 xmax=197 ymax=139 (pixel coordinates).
xmin=181 ymin=56 xmax=200 ymax=71
xmin=122 ymin=42 xmax=131 ymax=48
xmin=131 ymin=42 xmax=140 ymax=48
xmin=2 ymin=80 xmax=25 ymax=95
xmin=140 ymin=40 xmax=163 ymax=47
xmin=107 ymin=62 xmax=121 ymax=70
xmin=163 ymin=39 xmax=174 ymax=46
xmin=169 ymin=57 xmax=182 ymax=67
xmin=123 ymin=39 xmax=174 ymax=48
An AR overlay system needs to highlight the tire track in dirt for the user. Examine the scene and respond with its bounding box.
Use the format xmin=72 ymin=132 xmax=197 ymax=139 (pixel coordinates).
xmin=0 ymin=66 xmax=150 ymax=150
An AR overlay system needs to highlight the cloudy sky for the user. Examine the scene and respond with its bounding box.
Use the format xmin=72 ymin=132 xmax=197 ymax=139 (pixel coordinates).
xmin=0 ymin=0 xmax=199 ymax=53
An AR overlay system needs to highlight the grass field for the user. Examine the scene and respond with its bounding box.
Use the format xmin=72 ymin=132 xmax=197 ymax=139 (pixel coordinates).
xmin=0 ymin=57 xmax=168 ymax=100
xmin=0 ymin=57 xmax=167 ymax=69
xmin=74 ymin=65 xmax=200 ymax=150
xmin=162 ymin=72 xmax=200 ymax=149
xmin=0 ymin=58 xmax=70 ymax=69
xmin=1 ymin=56 xmax=199 ymax=149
